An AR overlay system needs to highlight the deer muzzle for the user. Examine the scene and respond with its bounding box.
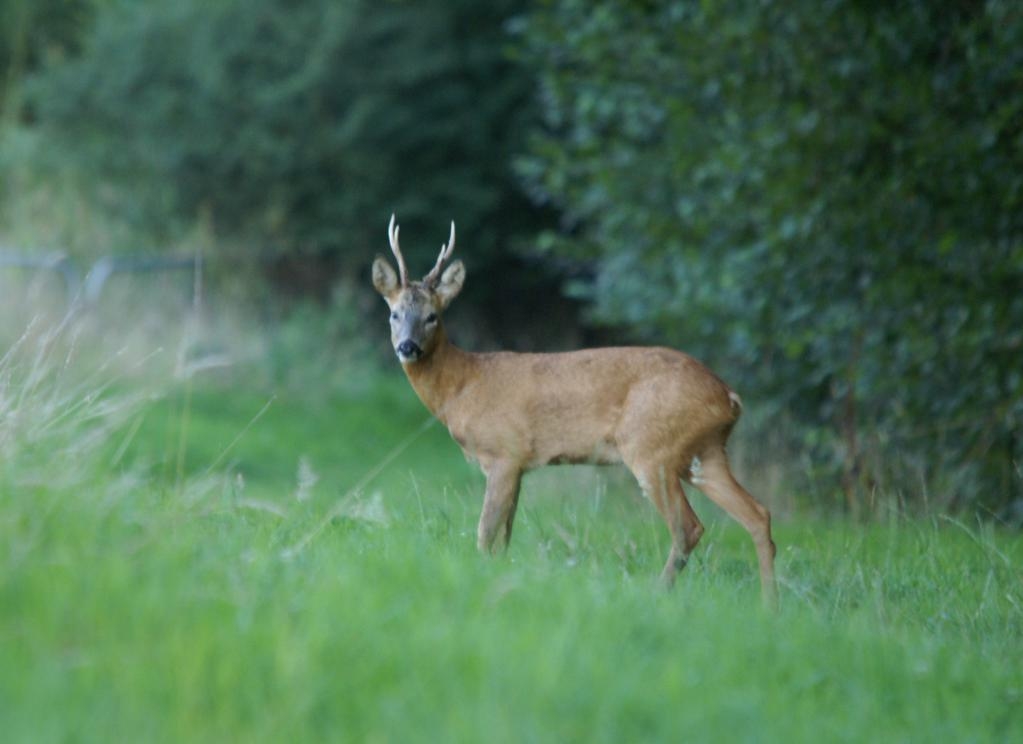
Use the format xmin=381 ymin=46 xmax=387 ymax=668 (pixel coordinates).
xmin=396 ymin=339 xmax=423 ymax=362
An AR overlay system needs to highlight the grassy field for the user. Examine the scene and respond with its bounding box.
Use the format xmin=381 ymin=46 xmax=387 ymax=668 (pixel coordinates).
xmin=1 ymin=323 xmax=1021 ymax=743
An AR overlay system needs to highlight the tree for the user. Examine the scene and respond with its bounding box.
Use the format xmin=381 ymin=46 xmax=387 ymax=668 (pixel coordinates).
xmin=521 ymin=0 xmax=1023 ymax=515
xmin=0 ymin=0 xmax=97 ymax=118
xmin=23 ymin=0 xmax=566 ymax=339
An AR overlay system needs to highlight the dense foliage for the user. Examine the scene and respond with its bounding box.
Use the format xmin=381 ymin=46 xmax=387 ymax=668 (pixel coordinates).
xmin=20 ymin=0 xmax=559 ymax=320
xmin=0 ymin=0 xmax=96 ymax=117
xmin=521 ymin=0 xmax=1023 ymax=515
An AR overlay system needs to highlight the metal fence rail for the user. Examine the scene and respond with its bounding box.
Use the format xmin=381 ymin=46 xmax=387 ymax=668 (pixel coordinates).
xmin=0 ymin=249 xmax=199 ymax=305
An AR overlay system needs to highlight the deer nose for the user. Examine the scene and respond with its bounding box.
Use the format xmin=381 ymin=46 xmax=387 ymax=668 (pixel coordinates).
xmin=397 ymin=340 xmax=422 ymax=359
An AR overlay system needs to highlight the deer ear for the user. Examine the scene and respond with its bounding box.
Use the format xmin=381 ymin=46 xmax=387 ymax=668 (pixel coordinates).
xmin=372 ymin=256 xmax=399 ymax=299
xmin=435 ymin=259 xmax=465 ymax=308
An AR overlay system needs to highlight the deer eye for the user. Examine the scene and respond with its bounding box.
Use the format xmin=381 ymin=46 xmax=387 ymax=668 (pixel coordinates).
xmin=425 ymin=313 xmax=438 ymax=324
xmin=390 ymin=311 xmax=398 ymax=321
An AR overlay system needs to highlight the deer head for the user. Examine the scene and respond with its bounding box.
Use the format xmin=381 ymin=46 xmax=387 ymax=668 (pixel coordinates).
xmin=372 ymin=214 xmax=465 ymax=363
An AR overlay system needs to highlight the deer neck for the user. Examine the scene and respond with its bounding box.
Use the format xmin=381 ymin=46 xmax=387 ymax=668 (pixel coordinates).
xmin=402 ymin=327 xmax=477 ymax=424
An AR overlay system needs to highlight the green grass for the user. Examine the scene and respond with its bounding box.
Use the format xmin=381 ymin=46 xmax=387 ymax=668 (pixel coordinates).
xmin=1 ymin=338 xmax=1021 ymax=743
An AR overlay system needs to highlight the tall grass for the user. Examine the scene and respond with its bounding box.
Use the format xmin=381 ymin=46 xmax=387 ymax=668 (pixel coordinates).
xmin=1 ymin=303 xmax=1021 ymax=743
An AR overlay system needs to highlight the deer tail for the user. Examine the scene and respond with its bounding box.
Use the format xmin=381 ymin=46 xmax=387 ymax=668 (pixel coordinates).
xmin=728 ymin=390 xmax=743 ymax=416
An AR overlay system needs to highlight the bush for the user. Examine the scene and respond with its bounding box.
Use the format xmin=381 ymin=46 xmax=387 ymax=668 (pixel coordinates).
xmin=520 ymin=0 xmax=1023 ymax=516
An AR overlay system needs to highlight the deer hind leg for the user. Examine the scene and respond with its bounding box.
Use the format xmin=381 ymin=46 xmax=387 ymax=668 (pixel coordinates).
xmin=630 ymin=462 xmax=704 ymax=588
xmin=477 ymin=461 xmax=523 ymax=554
xmin=688 ymin=448 xmax=777 ymax=606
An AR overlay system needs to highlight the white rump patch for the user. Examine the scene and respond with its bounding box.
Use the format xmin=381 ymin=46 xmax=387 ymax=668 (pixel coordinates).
xmin=636 ymin=475 xmax=653 ymax=499
xmin=689 ymin=455 xmax=706 ymax=485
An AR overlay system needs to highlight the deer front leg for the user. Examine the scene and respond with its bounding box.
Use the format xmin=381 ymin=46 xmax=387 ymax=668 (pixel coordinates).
xmin=477 ymin=461 xmax=523 ymax=554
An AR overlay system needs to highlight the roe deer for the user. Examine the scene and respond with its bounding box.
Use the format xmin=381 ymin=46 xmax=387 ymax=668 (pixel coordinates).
xmin=372 ymin=215 xmax=777 ymax=604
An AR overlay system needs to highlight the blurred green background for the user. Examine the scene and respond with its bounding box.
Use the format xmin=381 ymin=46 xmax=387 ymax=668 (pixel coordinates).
xmin=1 ymin=2 xmax=1021 ymax=741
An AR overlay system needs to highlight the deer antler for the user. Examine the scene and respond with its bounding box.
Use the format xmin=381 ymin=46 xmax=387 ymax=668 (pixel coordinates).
xmin=388 ymin=213 xmax=409 ymax=287
xmin=424 ymin=220 xmax=456 ymax=287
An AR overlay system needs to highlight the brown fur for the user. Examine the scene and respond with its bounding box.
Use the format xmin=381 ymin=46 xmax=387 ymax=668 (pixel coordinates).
xmin=372 ymin=220 xmax=777 ymax=605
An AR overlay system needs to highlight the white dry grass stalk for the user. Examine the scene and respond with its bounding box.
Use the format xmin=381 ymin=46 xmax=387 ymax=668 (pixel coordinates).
xmin=293 ymin=456 xmax=319 ymax=502
xmin=0 ymin=312 xmax=160 ymax=493
xmin=335 ymin=490 xmax=390 ymax=526
xmin=236 ymin=497 xmax=289 ymax=519
xmin=281 ymin=417 xmax=436 ymax=559
xmin=202 ymin=395 xmax=276 ymax=475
